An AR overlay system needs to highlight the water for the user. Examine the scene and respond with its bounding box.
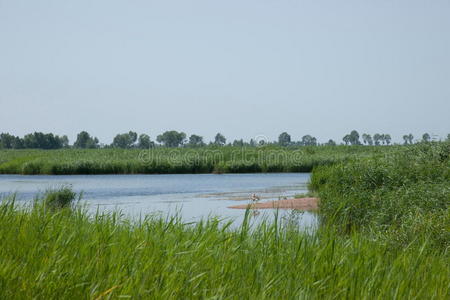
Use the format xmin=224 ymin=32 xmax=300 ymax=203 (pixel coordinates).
xmin=0 ymin=173 xmax=316 ymax=228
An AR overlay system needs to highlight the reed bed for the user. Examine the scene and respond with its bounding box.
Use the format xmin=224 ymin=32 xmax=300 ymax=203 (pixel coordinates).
xmin=310 ymin=141 xmax=450 ymax=251
xmin=0 ymin=196 xmax=448 ymax=299
xmin=0 ymin=145 xmax=391 ymax=175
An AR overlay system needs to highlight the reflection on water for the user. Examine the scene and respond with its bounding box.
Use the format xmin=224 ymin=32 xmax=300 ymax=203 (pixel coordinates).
xmin=0 ymin=173 xmax=317 ymax=229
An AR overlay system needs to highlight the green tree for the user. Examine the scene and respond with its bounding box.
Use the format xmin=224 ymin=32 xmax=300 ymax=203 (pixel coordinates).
xmin=0 ymin=133 xmax=16 ymax=149
xmin=349 ymin=130 xmax=361 ymax=145
xmin=74 ymin=131 xmax=99 ymax=149
xmin=362 ymin=134 xmax=373 ymax=145
xmin=156 ymin=131 xmax=186 ymax=147
xmin=373 ymin=133 xmax=382 ymax=146
xmin=22 ymin=132 xmax=64 ymax=149
xmin=278 ymin=132 xmax=291 ymax=146
xmin=60 ymin=135 xmax=69 ymax=148
xmin=138 ymin=134 xmax=153 ymax=149
xmin=301 ymin=135 xmax=317 ymax=146
xmin=188 ymin=134 xmax=205 ymax=147
xmin=384 ymin=134 xmax=391 ymax=145
xmin=402 ymin=135 xmax=409 ymax=145
xmin=214 ymin=133 xmax=226 ymax=146
xmin=112 ymin=131 xmax=138 ymax=148
xmin=325 ymin=139 xmax=336 ymax=146
xmin=342 ymin=134 xmax=350 ymax=145
xmin=422 ymin=133 xmax=431 ymax=142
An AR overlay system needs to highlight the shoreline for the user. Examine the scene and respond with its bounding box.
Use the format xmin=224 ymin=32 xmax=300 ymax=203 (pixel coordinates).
xmin=228 ymin=197 xmax=319 ymax=211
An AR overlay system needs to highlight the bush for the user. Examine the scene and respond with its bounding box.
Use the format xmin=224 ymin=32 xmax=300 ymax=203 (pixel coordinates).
xmin=310 ymin=141 xmax=450 ymax=250
xmin=40 ymin=186 xmax=78 ymax=210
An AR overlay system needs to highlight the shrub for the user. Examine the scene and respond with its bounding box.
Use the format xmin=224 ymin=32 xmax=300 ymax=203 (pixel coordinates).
xmin=40 ymin=186 xmax=78 ymax=210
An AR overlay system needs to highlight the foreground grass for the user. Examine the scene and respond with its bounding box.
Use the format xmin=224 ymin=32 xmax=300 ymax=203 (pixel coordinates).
xmin=0 ymin=199 xmax=448 ymax=299
xmin=0 ymin=145 xmax=392 ymax=175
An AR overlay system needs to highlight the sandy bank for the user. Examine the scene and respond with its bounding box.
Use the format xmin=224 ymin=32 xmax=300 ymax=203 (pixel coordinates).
xmin=228 ymin=197 xmax=319 ymax=211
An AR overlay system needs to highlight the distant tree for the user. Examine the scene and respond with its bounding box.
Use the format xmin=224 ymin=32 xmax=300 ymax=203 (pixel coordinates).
xmin=422 ymin=133 xmax=431 ymax=142
xmin=188 ymin=134 xmax=205 ymax=147
xmin=138 ymin=134 xmax=153 ymax=149
xmin=301 ymin=135 xmax=317 ymax=146
xmin=278 ymin=132 xmax=291 ymax=146
xmin=214 ymin=133 xmax=226 ymax=146
xmin=343 ymin=134 xmax=350 ymax=145
xmin=156 ymin=131 xmax=186 ymax=147
xmin=362 ymin=133 xmax=373 ymax=145
xmin=447 ymin=134 xmax=450 ymax=141
xmin=325 ymin=139 xmax=336 ymax=146
xmin=348 ymin=130 xmax=361 ymax=145
xmin=21 ymin=132 xmax=64 ymax=149
xmin=249 ymin=139 xmax=256 ymax=147
xmin=74 ymin=131 xmax=99 ymax=149
xmin=403 ymin=135 xmax=409 ymax=145
xmin=384 ymin=134 xmax=392 ymax=145
xmin=0 ymin=133 xmax=15 ymax=149
xmin=232 ymin=139 xmax=244 ymax=147
xmin=11 ymin=136 xmax=24 ymax=149
xmin=60 ymin=135 xmax=69 ymax=148
xmin=1 ymin=132 xmax=69 ymax=149
xmin=402 ymin=135 xmax=409 ymax=145
xmin=112 ymin=131 xmax=138 ymax=148
xmin=373 ymin=133 xmax=382 ymax=146
xmin=407 ymin=134 xmax=414 ymax=144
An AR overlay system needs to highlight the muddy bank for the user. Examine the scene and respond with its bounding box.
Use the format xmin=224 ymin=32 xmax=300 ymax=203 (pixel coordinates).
xmin=228 ymin=197 xmax=319 ymax=211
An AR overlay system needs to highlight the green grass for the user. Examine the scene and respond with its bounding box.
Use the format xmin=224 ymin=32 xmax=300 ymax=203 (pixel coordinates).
xmin=0 ymin=197 xmax=448 ymax=299
xmin=0 ymin=145 xmax=393 ymax=175
xmin=1 ymin=143 xmax=448 ymax=298
xmin=310 ymin=141 xmax=450 ymax=251
xmin=38 ymin=185 xmax=79 ymax=210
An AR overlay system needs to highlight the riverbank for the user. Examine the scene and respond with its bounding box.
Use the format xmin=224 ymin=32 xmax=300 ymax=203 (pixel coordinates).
xmin=228 ymin=197 xmax=319 ymax=210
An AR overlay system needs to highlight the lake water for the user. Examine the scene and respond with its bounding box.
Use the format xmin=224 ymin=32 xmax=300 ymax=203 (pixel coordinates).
xmin=0 ymin=173 xmax=316 ymax=229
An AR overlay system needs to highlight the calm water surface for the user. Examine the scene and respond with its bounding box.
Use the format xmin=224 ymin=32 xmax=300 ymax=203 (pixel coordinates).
xmin=0 ymin=173 xmax=316 ymax=228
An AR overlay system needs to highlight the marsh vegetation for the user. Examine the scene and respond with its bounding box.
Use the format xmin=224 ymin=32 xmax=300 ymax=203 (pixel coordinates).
xmin=0 ymin=142 xmax=448 ymax=298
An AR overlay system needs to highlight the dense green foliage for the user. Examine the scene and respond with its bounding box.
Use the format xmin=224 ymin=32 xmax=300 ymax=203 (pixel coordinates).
xmin=0 ymin=132 xmax=69 ymax=149
xmin=310 ymin=142 xmax=450 ymax=250
xmin=0 ymin=197 xmax=448 ymax=299
xmin=2 ymin=130 xmax=444 ymax=150
xmin=0 ymin=145 xmax=391 ymax=175
xmin=40 ymin=186 xmax=78 ymax=210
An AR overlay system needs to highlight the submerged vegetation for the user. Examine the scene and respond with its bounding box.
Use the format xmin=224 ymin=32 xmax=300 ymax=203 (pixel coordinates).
xmin=0 ymin=145 xmax=392 ymax=175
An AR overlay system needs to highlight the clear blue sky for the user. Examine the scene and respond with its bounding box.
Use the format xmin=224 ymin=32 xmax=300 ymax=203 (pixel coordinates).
xmin=1 ymin=0 xmax=449 ymax=144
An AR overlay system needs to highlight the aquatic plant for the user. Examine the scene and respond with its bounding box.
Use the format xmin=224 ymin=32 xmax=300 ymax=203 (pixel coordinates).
xmin=39 ymin=186 xmax=78 ymax=210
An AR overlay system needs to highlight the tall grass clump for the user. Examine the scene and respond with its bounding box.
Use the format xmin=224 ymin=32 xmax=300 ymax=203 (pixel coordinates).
xmin=36 ymin=185 xmax=79 ymax=210
xmin=0 ymin=197 xmax=449 ymax=299
xmin=310 ymin=141 xmax=450 ymax=250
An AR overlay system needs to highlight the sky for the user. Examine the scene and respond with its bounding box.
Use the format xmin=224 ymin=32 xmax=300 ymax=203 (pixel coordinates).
xmin=0 ymin=0 xmax=449 ymax=144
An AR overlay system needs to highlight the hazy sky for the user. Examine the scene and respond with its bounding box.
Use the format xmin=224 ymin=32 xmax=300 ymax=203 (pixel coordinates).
xmin=1 ymin=0 xmax=449 ymax=144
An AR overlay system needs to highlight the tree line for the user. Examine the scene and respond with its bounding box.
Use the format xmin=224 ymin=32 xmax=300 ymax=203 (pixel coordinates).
xmin=0 ymin=130 xmax=447 ymax=150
